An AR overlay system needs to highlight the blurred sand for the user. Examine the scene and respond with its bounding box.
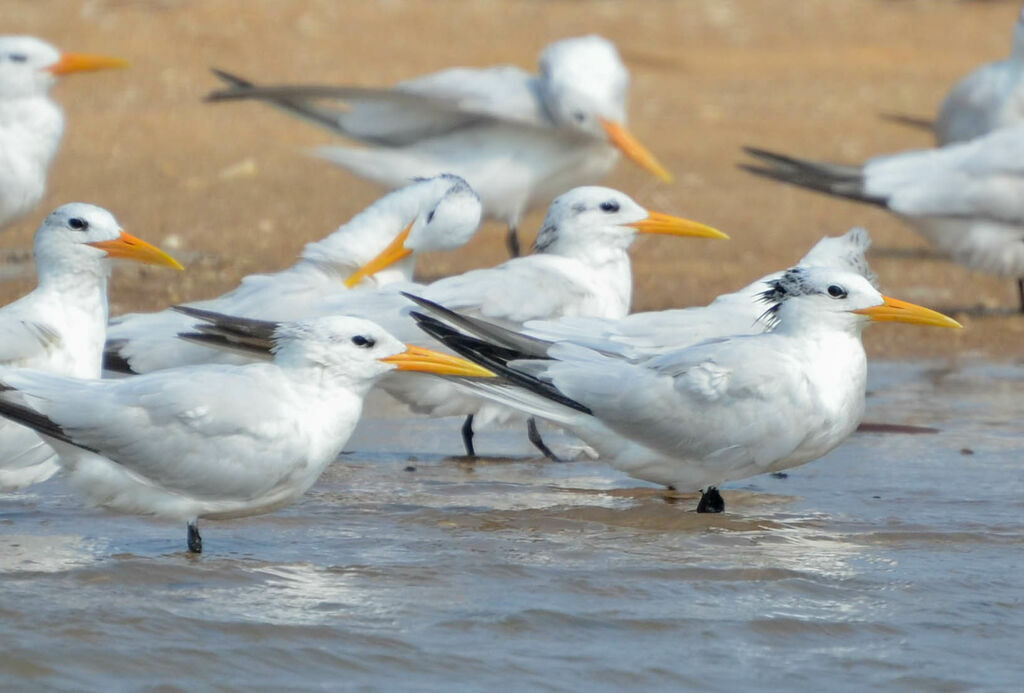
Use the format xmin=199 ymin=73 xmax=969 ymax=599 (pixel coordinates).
xmin=4 ymin=0 xmax=1023 ymax=360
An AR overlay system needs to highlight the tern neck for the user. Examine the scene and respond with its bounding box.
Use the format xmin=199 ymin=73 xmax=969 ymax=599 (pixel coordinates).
xmin=297 ymin=188 xmax=427 ymax=285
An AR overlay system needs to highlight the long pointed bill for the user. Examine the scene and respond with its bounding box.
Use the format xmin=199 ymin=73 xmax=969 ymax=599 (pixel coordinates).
xmin=852 ymin=296 xmax=962 ymax=329
xmin=627 ymin=211 xmax=729 ymax=240
xmin=344 ymin=220 xmax=414 ymax=289
xmin=47 ymin=53 xmax=130 ymax=76
xmin=87 ymin=231 xmax=184 ymax=270
xmin=599 ymin=118 xmax=673 ymax=183
xmin=379 ymin=345 xmax=495 ymax=378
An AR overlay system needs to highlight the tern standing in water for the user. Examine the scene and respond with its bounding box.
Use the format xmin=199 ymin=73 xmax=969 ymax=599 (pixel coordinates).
xmin=0 ymin=316 xmax=492 ymax=553
xmin=0 ymin=203 xmax=182 ymax=490
xmin=206 ymin=35 xmax=672 ymax=256
xmin=0 ymin=36 xmax=128 ymax=230
xmin=409 ymin=267 xmax=962 ymax=513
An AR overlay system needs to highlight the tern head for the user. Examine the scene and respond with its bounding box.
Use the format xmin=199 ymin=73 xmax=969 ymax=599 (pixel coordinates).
xmin=532 ymin=186 xmax=726 ymax=257
xmin=33 ymin=203 xmax=183 ymax=280
xmin=341 ymin=175 xmax=482 ymax=288
xmin=539 ymin=36 xmax=672 ymax=182
xmin=270 ymin=316 xmax=493 ymax=385
xmin=0 ymin=36 xmax=127 ymax=100
xmin=760 ymin=266 xmax=961 ymax=332
xmin=796 ymin=227 xmax=878 ymax=287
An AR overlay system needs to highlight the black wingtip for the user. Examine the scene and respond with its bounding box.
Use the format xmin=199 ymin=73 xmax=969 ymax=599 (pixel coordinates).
xmin=102 ymin=341 xmax=139 ymax=375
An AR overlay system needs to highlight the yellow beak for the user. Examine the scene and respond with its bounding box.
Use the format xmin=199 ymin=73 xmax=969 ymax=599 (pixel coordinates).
xmin=852 ymin=296 xmax=962 ymax=329
xmin=600 ymin=118 xmax=673 ymax=183
xmin=379 ymin=344 xmax=495 ymax=378
xmin=344 ymin=220 xmax=414 ymax=289
xmin=47 ymin=53 xmax=130 ymax=76
xmin=627 ymin=211 xmax=729 ymax=240
xmin=87 ymin=231 xmax=184 ymax=270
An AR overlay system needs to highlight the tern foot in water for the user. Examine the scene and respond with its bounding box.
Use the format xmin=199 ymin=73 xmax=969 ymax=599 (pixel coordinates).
xmin=461 ymin=414 xmax=477 ymax=457
xmin=527 ymin=417 xmax=562 ymax=462
xmin=696 ymin=487 xmax=725 ymax=514
xmin=187 ymin=520 xmax=203 ymax=554
xmin=506 ymin=225 xmax=521 ymax=258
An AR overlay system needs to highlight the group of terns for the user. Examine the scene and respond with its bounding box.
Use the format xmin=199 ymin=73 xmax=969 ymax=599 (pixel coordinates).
xmin=5 ymin=10 xmax=1022 ymax=552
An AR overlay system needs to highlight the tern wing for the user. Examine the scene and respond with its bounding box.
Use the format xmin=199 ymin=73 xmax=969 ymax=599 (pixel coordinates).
xmin=0 ymin=367 xmax=307 ymax=501
xmin=207 ymin=66 xmax=549 ymax=147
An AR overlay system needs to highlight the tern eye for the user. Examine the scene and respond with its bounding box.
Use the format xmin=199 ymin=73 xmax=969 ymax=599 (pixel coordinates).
xmin=572 ymin=110 xmax=586 ymax=123
xmin=68 ymin=217 xmax=89 ymax=231
xmin=827 ymin=284 xmax=848 ymax=299
xmin=9 ymin=54 xmax=28 ymax=63
xmin=351 ymin=335 xmax=375 ymax=348
xmin=426 ymin=210 xmax=435 ymax=224
xmin=599 ymin=200 xmax=620 ymax=213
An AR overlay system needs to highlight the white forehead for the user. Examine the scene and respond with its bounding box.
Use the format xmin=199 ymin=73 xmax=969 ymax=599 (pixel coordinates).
xmin=0 ymin=36 xmax=60 ymax=63
xmin=549 ymin=185 xmax=641 ymax=213
xmin=44 ymin=202 xmax=119 ymax=230
xmin=275 ymin=315 xmax=396 ymax=344
xmin=539 ymin=35 xmax=627 ymax=90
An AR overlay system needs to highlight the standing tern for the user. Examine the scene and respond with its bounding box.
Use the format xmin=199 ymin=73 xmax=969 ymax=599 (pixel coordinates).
xmin=0 ymin=36 xmax=128 ymax=230
xmin=0 ymin=203 xmax=182 ymax=490
xmin=104 ymin=174 xmax=482 ymax=374
xmin=884 ymin=7 xmax=1024 ymax=145
xmin=408 ymin=267 xmax=962 ymax=512
xmin=742 ymin=128 xmax=1024 ymax=311
xmin=166 ymin=187 xmax=726 ymax=459
xmin=0 ymin=315 xmax=492 ymax=553
xmin=205 ymin=35 xmax=672 ymax=256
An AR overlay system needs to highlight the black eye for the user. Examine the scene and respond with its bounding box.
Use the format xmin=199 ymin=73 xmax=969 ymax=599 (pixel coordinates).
xmin=599 ymin=200 xmax=620 ymax=213
xmin=9 ymin=54 xmax=27 ymax=63
xmin=351 ymin=335 xmax=375 ymax=348
xmin=426 ymin=210 xmax=435 ymax=224
xmin=68 ymin=218 xmax=88 ymax=231
xmin=572 ymin=110 xmax=585 ymax=123
xmin=827 ymin=284 xmax=847 ymax=299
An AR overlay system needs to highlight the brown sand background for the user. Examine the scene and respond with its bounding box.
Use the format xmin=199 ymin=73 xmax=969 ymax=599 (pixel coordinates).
xmin=4 ymin=0 xmax=1023 ymax=360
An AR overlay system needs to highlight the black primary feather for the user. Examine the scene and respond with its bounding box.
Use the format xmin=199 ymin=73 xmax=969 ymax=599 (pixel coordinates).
xmin=740 ymin=146 xmax=888 ymax=208
xmin=0 ymin=391 xmax=98 ymax=453
xmin=410 ymin=311 xmax=592 ymax=415
xmin=102 ymin=340 xmax=137 ymax=374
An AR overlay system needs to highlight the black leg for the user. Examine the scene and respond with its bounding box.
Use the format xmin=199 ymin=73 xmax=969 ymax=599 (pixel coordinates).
xmin=696 ymin=487 xmax=725 ymax=513
xmin=1017 ymin=279 xmax=1024 ymax=313
xmin=187 ymin=520 xmax=202 ymax=553
xmin=461 ymin=414 xmax=476 ymax=457
xmin=527 ymin=417 xmax=561 ymax=461
xmin=506 ymin=225 xmax=520 ymax=258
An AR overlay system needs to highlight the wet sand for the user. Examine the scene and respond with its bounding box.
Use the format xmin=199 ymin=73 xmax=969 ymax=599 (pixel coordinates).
xmin=3 ymin=0 xmax=1023 ymax=359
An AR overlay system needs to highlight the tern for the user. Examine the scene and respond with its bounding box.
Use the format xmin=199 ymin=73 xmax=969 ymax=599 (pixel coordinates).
xmin=205 ymin=35 xmax=672 ymax=256
xmin=0 ymin=203 xmax=182 ymax=490
xmin=0 ymin=315 xmax=493 ymax=552
xmin=407 ymin=267 xmax=962 ymax=513
xmin=884 ymin=6 xmax=1024 ymax=145
xmin=0 ymin=36 xmax=128 ymax=230
xmin=742 ymin=129 xmax=1024 ymax=311
xmin=104 ymin=174 xmax=482 ymax=374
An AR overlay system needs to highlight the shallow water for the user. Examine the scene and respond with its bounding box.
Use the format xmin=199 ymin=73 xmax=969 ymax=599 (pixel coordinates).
xmin=1 ymin=361 xmax=1023 ymax=691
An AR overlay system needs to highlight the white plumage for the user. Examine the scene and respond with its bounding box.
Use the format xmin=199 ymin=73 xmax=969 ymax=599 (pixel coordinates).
xmin=0 ymin=203 xmax=181 ymax=489
xmin=411 ymin=267 xmax=962 ymax=512
xmin=0 ymin=36 xmax=127 ymax=229
xmin=205 ymin=35 xmax=672 ymax=255
xmin=105 ymin=174 xmax=482 ymax=374
xmin=0 ymin=316 xmax=492 ymax=552
xmin=744 ymin=129 xmax=1024 ymax=310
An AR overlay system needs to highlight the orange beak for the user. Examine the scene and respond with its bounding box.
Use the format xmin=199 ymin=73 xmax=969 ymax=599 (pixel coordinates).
xmin=852 ymin=296 xmax=962 ymax=329
xmin=344 ymin=220 xmax=414 ymax=289
xmin=599 ymin=118 xmax=673 ymax=183
xmin=379 ymin=344 xmax=495 ymax=378
xmin=87 ymin=231 xmax=184 ymax=270
xmin=46 ymin=53 xmax=130 ymax=76
xmin=626 ymin=211 xmax=728 ymax=240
